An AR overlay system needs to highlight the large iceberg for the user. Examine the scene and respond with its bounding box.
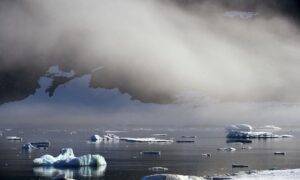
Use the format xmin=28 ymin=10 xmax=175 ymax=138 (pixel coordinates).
xmin=226 ymin=124 xmax=292 ymax=139
xmin=33 ymin=148 xmax=106 ymax=167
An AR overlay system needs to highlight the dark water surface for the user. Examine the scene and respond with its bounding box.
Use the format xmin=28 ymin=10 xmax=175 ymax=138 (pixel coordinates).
xmin=0 ymin=127 xmax=299 ymax=179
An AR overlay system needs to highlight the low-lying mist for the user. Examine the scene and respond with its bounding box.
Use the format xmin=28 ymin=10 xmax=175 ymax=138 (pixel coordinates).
xmin=1 ymin=0 xmax=300 ymax=127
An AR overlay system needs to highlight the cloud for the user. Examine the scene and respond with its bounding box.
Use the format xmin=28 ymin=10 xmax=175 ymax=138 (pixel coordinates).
xmin=1 ymin=0 xmax=300 ymax=127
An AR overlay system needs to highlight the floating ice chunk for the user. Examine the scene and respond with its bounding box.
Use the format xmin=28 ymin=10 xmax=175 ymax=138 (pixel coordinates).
xmin=229 ymin=168 xmax=300 ymax=179
xmin=22 ymin=143 xmax=38 ymax=151
xmin=103 ymin=133 xmax=120 ymax=141
xmin=232 ymin=164 xmax=249 ymax=168
xmin=217 ymin=147 xmax=236 ymax=152
xmin=274 ymin=152 xmax=286 ymax=155
xmin=226 ymin=124 xmax=253 ymax=133
xmin=201 ymin=153 xmax=211 ymax=158
xmin=140 ymin=151 xmax=161 ymax=156
xmin=33 ymin=148 xmax=107 ymax=167
xmin=121 ymin=137 xmax=173 ymax=143
xmin=280 ymin=135 xmax=293 ymax=138
xmin=152 ymin=134 xmax=167 ymax=137
xmin=176 ymin=140 xmax=195 ymax=143
xmin=90 ymin=135 xmax=103 ymax=142
xmin=6 ymin=136 xmax=22 ymax=141
xmin=148 ymin=167 xmax=168 ymax=172
xmin=22 ymin=141 xmax=50 ymax=152
xmin=181 ymin=136 xmax=196 ymax=138
xmin=224 ymin=11 xmax=258 ymax=19
xmin=142 ymin=174 xmax=204 ymax=180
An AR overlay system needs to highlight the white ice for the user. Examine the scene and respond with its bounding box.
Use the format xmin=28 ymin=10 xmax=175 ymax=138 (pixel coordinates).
xmin=33 ymin=148 xmax=106 ymax=167
xmin=226 ymin=124 xmax=293 ymax=139
xmin=142 ymin=174 xmax=204 ymax=180
xmin=90 ymin=135 xmax=103 ymax=142
xmin=120 ymin=137 xmax=173 ymax=143
xmin=231 ymin=169 xmax=300 ymax=180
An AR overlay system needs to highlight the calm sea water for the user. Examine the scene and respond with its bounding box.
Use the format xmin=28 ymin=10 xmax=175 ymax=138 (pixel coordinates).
xmin=0 ymin=126 xmax=299 ymax=179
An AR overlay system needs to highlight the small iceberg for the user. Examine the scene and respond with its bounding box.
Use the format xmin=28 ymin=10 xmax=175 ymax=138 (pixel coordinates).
xmin=281 ymin=134 xmax=293 ymax=138
xmin=181 ymin=136 xmax=196 ymax=138
xmin=103 ymin=133 xmax=120 ymax=141
xmin=121 ymin=137 xmax=173 ymax=143
xmin=140 ymin=151 xmax=161 ymax=156
xmin=33 ymin=148 xmax=107 ymax=167
xmin=152 ymin=134 xmax=167 ymax=137
xmin=22 ymin=141 xmax=50 ymax=151
xmin=90 ymin=135 xmax=103 ymax=143
xmin=201 ymin=153 xmax=211 ymax=158
xmin=217 ymin=147 xmax=236 ymax=152
xmin=142 ymin=174 xmax=204 ymax=180
xmin=176 ymin=140 xmax=195 ymax=143
xmin=6 ymin=136 xmax=22 ymax=141
xmin=274 ymin=152 xmax=286 ymax=155
xmin=232 ymin=164 xmax=249 ymax=168
xmin=148 ymin=167 xmax=168 ymax=172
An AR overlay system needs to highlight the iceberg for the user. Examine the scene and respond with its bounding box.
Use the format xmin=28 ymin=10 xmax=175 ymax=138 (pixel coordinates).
xmin=140 ymin=151 xmax=161 ymax=156
xmin=33 ymin=148 xmax=107 ymax=167
xmin=148 ymin=167 xmax=169 ymax=172
xmin=226 ymin=124 xmax=253 ymax=133
xmin=22 ymin=142 xmax=50 ymax=152
xmin=226 ymin=124 xmax=292 ymax=139
xmin=142 ymin=174 xmax=204 ymax=180
xmin=217 ymin=147 xmax=236 ymax=152
xmin=120 ymin=137 xmax=173 ymax=143
xmin=103 ymin=133 xmax=120 ymax=141
xmin=90 ymin=135 xmax=103 ymax=142
xmin=6 ymin=136 xmax=22 ymax=141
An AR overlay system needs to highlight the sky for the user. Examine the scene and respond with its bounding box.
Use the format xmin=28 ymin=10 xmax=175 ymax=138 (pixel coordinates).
xmin=1 ymin=0 xmax=300 ymax=128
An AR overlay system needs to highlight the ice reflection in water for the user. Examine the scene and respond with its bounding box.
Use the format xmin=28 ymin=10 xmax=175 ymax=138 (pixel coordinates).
xmin=33 ymin=165 xmax=107 ymax=178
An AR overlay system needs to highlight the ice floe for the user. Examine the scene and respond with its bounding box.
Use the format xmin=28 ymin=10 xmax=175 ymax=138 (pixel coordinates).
xmin=22 ymin=141 xmax=50 ymax=152
xmin=217 ymin=147 xmax=236 ymax=152
xmin=6 ymin=136 xmax=22 ymax=141
xmin=120 ymin=137 xmax=173 ymax=143
xmin=230 ymin=168 xmax=300 ymax=180
xmin=142 ymin=174 xmax=204 ymax=180
xmin=148 ymin=167 xmax=169 ymax=172
xmin=140 ymin=151 xmax=161 ymax=156
xmin=33 ymin=148 xmax=106 ymax=167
